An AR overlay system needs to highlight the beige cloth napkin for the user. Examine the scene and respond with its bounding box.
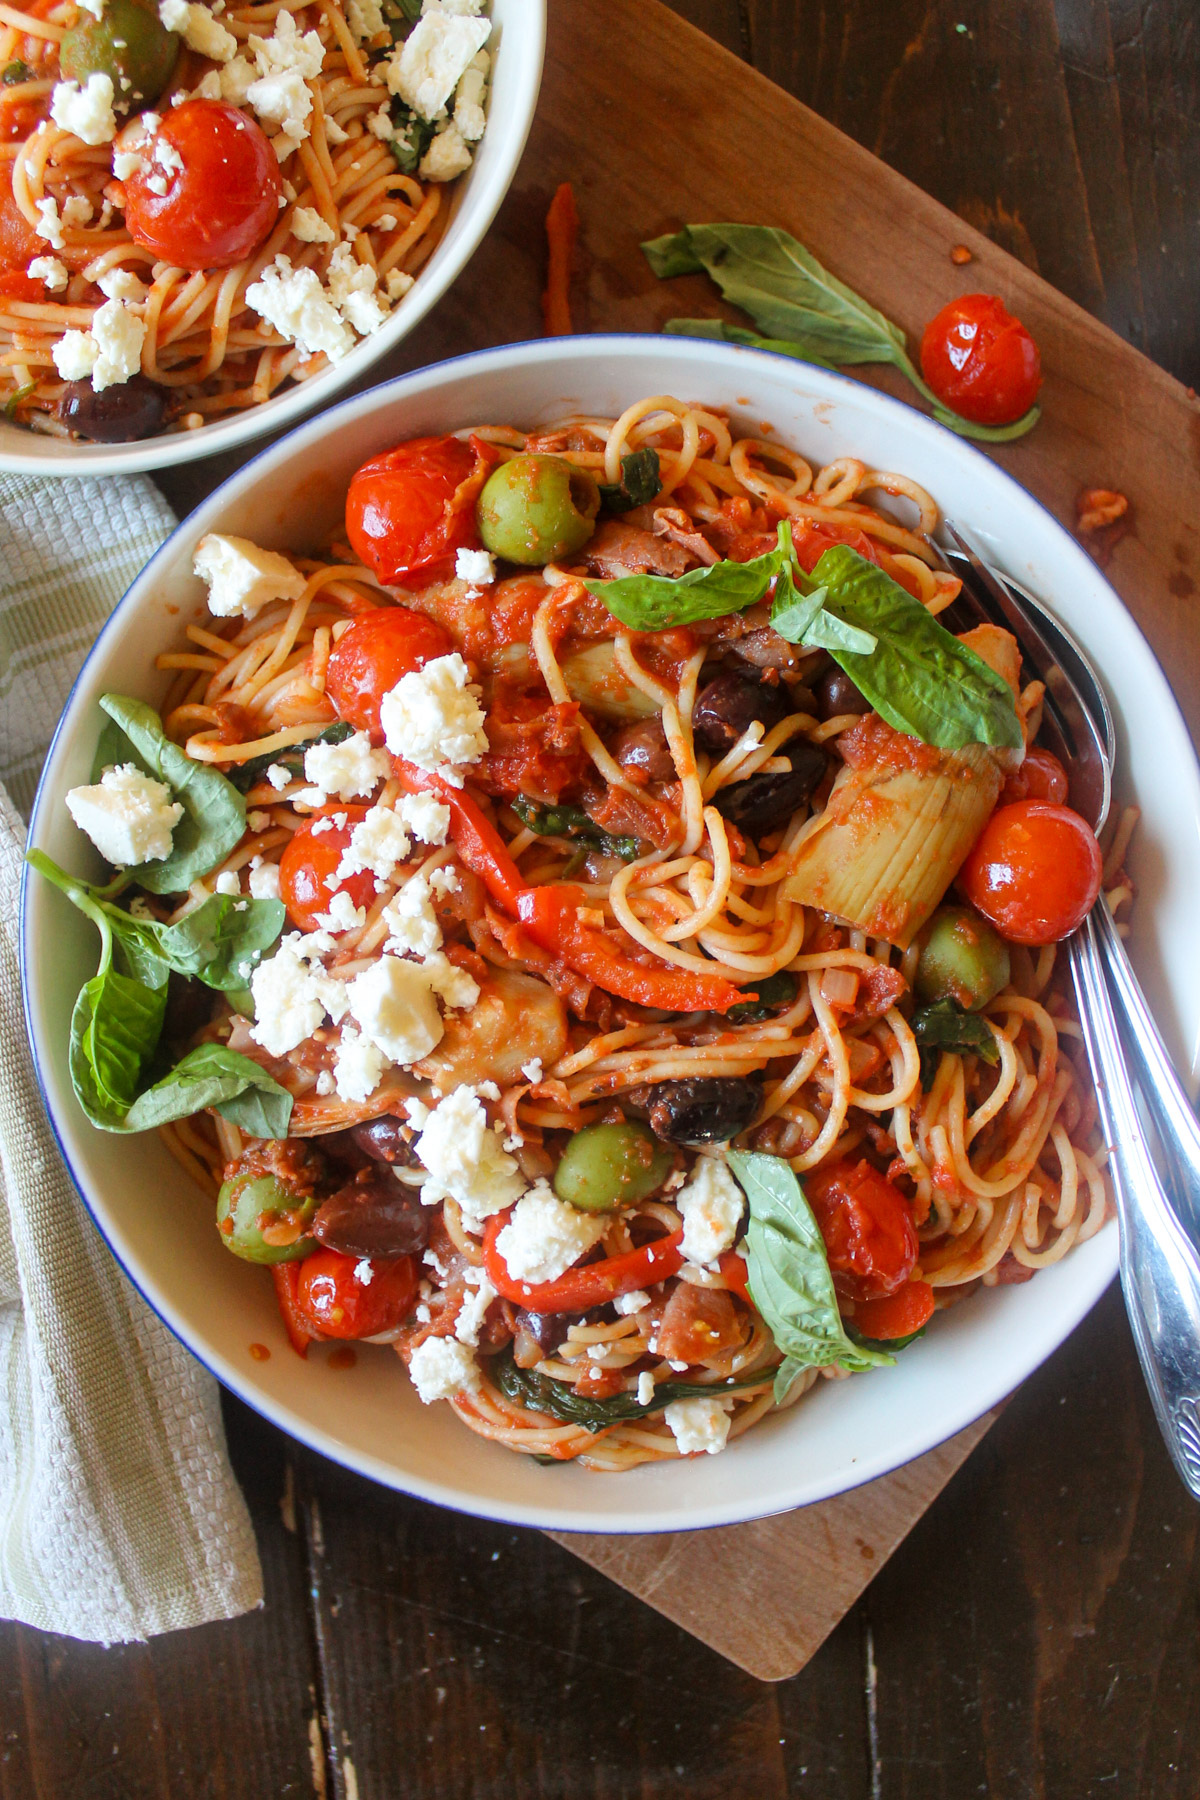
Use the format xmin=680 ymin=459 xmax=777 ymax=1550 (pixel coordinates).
xmin=0 ymin=471 xmax=262 ymax=1642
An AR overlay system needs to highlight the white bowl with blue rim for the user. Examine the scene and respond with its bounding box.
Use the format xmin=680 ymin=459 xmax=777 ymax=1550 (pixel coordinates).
xmin=20 ymin=334 xmax=1200 ymax=1532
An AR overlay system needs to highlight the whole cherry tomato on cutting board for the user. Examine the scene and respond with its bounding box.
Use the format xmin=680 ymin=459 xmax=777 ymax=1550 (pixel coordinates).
xmin=960 ymin=799 xmax=1103 ymax=945
xmin=919 ymin=294 xmax=1042 ymax=426
xmin=279 ymin=806 xmax=378 ymax=932
xmin=345 ymin=434 xmax=495 ymax=585
xmin=325 ymin=606 xmax=454 ymax=738
xmin=122 ymin=100 xmax=281 ymax=270
xmin=805 ymin=1159 xmax=918 ymax=1302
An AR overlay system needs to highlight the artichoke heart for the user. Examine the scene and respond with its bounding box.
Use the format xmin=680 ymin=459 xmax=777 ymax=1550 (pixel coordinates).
xmin=782 ymin=740 xmax=1001 ymax=949
xmin=560 ymin=640 xmax=660 ymax=722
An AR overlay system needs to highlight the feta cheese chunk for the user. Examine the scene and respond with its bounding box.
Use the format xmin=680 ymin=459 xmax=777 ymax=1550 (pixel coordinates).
xmin=397 ymin=791 xmax=450 ymax=845
xmin=327 ymin=241 xmax=389 ymax=336
xmin=346 ymin=0 xmax=384 ymax=41
xmin=214 ymin=870 xmax=241 ymax=896
xmin=28 ymin=256 xmax=68 ymax=292
xmin=494 ymin=1183 xmax=607 ymax=1286
xmin=193 ymin=533 xmax=306 ymax=619
xmin=334 ymin=803 xmax=412 ymax=885
xmin=303 ymin=729 xmax=389 ymax=800
xmin=332 ymin=1025 xmax=388 ymax=1103
xmin=408 ymin=1335 xmax=480 ymax=1403
xmin=379 ymin=653 xmax=487 ymax=786
xmin=381 ymin=873 xmax=442 ymax=958
xmin=419 ymin=949 xmax=479 ymax=1011
xmin=290 ymin=205 xmax=335 ymax=244
xmin=347 ymin=954 xmax=443 ymax=1064
xmin=454 ymin=1267 xmax=496 ymax=1346
xmin=419 ymin=121 xmax=472 ymax=184
xmin=245 ymin=254 xmax=355 ymax=362
xmin=314 ymin=888 xmax=366 ymax=934
xmin=65 ymin=763 xmax=184 ymax=868
xmin=52 ymin=330 xmax=97 ymax=382
xmin=676 ymin=1155 xmax=745 ymax=1265
xmin=57 ymin=297 xmax=146 ymax=392
xmin=453 ymin=48 xmax=488 ymax=141
xmin=249 ymin=938 xmax=327 ymax=1056
xmin=664 ymin=1395 xmax=734 ymax=1456
xmin=34 ymin=198 xmax=65 ymax=250
xmin=246 ymin=9 xmax=324 ymax=141
xmin=248 ymin=858 xmax=281 ymax=900
xmin=413 ymin=1087 xmax=523 ymax=1224
xmin=50 ymin=74 xmax=117 ymax=145
xmin=636 ymin=1370 xmax=656 ymax=1407
xmin=386 ymin=12 xmax=489 ymax=120
xmin=613 ymin=1289 xmax=651 ymax=1317
xmin=159 ymin=0 xmax=237 ymax=61
xmin=455 ymin=546 xmax=494 ymax=585
xmin=97 ymin=267 xmax=148 ymax=303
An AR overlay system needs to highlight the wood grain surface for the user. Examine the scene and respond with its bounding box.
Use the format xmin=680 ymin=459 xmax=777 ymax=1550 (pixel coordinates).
xmin=12 ymin=1 xmax=1200 ymax=1795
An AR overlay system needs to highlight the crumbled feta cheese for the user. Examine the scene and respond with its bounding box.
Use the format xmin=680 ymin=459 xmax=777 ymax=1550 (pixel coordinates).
xmin=264 ymin=763 xmax=292 ymax=792
xmin=249 ymin=939 xmax=327 ymax=1056
xmin=247 ymin=809 xmax=271 ymax=832
xmin=427 ymin=867 xmax=460 ymax=898
xmin=188 ymin=68 xmax=223 ymax=100
xmin=613 ymin=1289 xmax=651 ymax=1317
xmin=676 ymin=1156 xmax=746 ymax=1265
xmin=193 ymin=533 xmax=307 ymax=618
xmin=326 ymin=241 xmax=388 ymax=336
xmin=382 ymin=873 xmax=441 ymax=958
xmin=28 ymin=255 xmax=67 ymax=292
xmin=245 ymin=254 xmax=355 ymax=362
xmin=218 ymin=56 xmax=255 ymax=103
xmin=494 ymin=1183 xmax=607 ymax=1286
xmin=366 ymin=105 xmax=394 ymax=140
xmin=333 ymin=1025 xmax=388 ymax=1103
xmin=112 ymin=147 xmax=145 ymax=181
xmin=453 ymin=48 xmax=488 ymax=141
xmin=315 ymin=1070 xmax=335 ymax=1095
xmin=454 ymin=1268 xmax=496 ymax=1346
xmin=34 ymin=198 xmax=64 ymax=250
xmin=419 ymin=950 xmax=479 ymax=1011
xmin=354 ymin=1257 xmax=374 ymax=1285
xmin=50 ymin=74 xmax=117 ymax=146
xmin=421 ymin=0 xmax=485 ymax=14
xmin=52 ymin=330 xmax=97 ymax=382
xmin=324 ymin=113 xmax=348 ymax=144
xmin=520 ymin=1058 xmax=543 ymax=1084
xmin=159 ymin=0 xmax=237 ymax=62
xmin=214 ymin=870 xmax=241 ymax=896
xmin=455 ymin=546 xmax=494 ymax=585
xmin=376 ymin=213 xmax=397 ymax=231
xmin=246 ymin=10 xmax=324 ymax=142
xmin=348 ymin=954 xmax=443 ymax=1064
xmin=408 ymin=1336 xmax=480 ymax=1403
xmin=385 ymin=269 xmax=414 ymax=302
xmin=61 ymin=195 xmax=92 ymax=228
xmin=386 ymin=12 xmax=490 ymax=120
xmin=334 ymin=803 xmax=411 ymax=885
xmin=664 ymin=1395 xmax=734 ymax=1456
xmin=61 ymin=298 xmax=146 ymax=391
xmin=248 ymin=858 xmax=281 ymax=900
xmin=144 ymin=172 xmax=169 ymax=197
xmin=636 ymin=1371 xmax=656 ymax=1407
xmin=419 ymin=121 xmax=472 ymax=184
xmin=346 ymin=0 xmax=384 ymax=41
xmin=303 ymin=729 xmax=388 ymax=800
xmin=396 ymin=791 xmax=450 ymax=845
xmin=97 ymin=266 xmax=147 ymax=303
xmin=315 ymin=888 xmax=366 ymax=933
xmin=413 ymin=1087 xmax=523 ymax=1223
xmin=379 ymin=653 xmax=487 ymax=786
xmin=290 ymin=205 xmax=335 ymax=244
xmin=65 ymin=763 xmax=184 ymax=868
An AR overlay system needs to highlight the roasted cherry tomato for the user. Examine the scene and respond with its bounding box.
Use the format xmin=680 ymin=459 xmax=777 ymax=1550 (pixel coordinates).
xmin=0 ymin=165 xmax=37 ymax=271
xmin=852 ymin=1279 xmax=935 ymax=1341
xmin=294 ymin=1248 xmax=419 ymax=1340
xmin=919 ymin=294 xmax=1042 ymax=426
xmin=345 ymin=434 xmax=495 ymax=586
xmin=325 ymin=606 xmax=454 ymax=738
xmin=279 ymin=805 xmax=377 ymax=931
xmin=805 ymin=1159 xmax=918 ymax=1303
xmin=122 ymin=100 xmax=281 ymax=270
xmin=999 ymin=745 xmax=1069 ymax=807
xmin=960 ymin=799 xmax=1103 ymax=946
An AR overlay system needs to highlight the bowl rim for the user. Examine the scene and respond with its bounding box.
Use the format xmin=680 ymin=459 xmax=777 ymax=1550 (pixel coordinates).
xmin=24 ymin=330 xmax=1190 ymax=1532
xmin=0 ymin=0 xmax=546 ymax=479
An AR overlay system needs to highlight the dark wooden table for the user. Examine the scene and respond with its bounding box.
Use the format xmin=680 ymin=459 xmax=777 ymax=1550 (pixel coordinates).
xmin=11 ymin=5 xmax=1200 ymax=1795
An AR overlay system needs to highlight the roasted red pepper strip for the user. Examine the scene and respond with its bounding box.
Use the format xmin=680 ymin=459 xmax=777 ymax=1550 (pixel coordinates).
xmin=515 ymin=884 xmax=745 ymax=1015
xmin=272 ymin=1263 xmax=317 ymax=1359
xmin=482 ymin=1215 xmax=684 ymax=1313
xmin=393 ymin=759 xmax=526 ymax=913
xmin=718 ymin=1249 xmax=752 ymax=1305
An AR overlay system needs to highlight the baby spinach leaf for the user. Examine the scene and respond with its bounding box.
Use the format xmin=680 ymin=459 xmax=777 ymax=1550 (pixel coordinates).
xmin=511 ymin=795 xmax=641 ymax=861
xmin=125 ymin=1045 xmax=293 ymax=1137
xmin=70 ymin=967 xmax=168 ymax=1131
xmin=597 ymin=448 xmax=662 ymax=514
xmin=229 ymin=720 xmax=352 ymax=793
xmin=387 ymin=99 xmax=436 ymax=174
xmin=727 ymin=970 xmax=798 ymax=1023
xmin=1 ymin=59 xmax=30 ymax=83
xmin=96 ymin=695 xmax=246 ymax=892
xmin=491 ymin=1350 xmax=770 ymax=1431
xmin=911 ymin=998 xmax=999 ymax=1092
xmin=728 ymin=1150 xmax=893 ymax=1400
xmin=28 ymin=851 xmax=171 ymax=989
xmin=806 ymin=546 xmax=1023 ymax=750
xmin=663 ymin=317 xmax=836 ymax=369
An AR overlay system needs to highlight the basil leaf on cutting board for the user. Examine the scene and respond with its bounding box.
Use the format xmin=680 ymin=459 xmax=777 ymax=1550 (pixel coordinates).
xmin=662 ymin=316 xmax=836 ymax=369
xmin=642 ymin=223 xmax=1040 ymax=443
xmin=727 ymin=1150 xmax=894 ymax=1401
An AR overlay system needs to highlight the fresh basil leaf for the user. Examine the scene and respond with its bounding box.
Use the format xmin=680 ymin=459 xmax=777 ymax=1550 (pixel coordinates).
xmin=597 ymin=448 xmax=661 ymax=514
xmin=641 ymin=228 xmax=705 ymax=280
xmin=96 ymin=695 xmax=247 ymax=892
xmin=809 ymin=546 xmax=1023 ymax=750
xmin=799 ymin=608 xmax=878 ymax=656
xmin=728 ymin=1150 xmax=893 ymax=1398
xmin=69 ymin=968 xmax=167 ymax=1131
xmin=387 ymin=99 xmax=436 ymax=173
xmin=910 ymin=998 xmax=999 ymax=1067
xmin=491 ymin=1349 xmax=770 ymax=1431
xmin=511 ymin=795 xmax=641 ymax=862
xmin=125 ymin=1045 xmax=293 ymax=1137
xmin=584 ymin=534 xmax=784 ymax=630
xmin=846 ymin=1323 xmax=928 ymax=1353
xmin=727 ymin=970 xmax=798 ymax=1023
xmin=1 ymin=60 xmax=30 ymax=83
xmin=229 ymin=720 xmax=352 ymax=794
xmin=927 ymin=399 xmax=1041 ymax=443
xmin=663 ymin=316 xmax=837 ymax=369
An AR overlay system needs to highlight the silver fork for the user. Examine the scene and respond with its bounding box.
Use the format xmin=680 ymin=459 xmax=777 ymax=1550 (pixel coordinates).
xmin=940 ymin=522 xmax=1200 ymax=1500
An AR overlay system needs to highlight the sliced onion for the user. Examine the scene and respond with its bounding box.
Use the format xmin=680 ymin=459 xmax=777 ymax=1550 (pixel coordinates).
xmin=819 ymin=966 xmax=859 ymax=1008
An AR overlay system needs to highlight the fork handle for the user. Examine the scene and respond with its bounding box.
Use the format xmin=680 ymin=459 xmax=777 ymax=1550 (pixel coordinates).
xmin=1069 ymin=918 xmax=1200 ymax=1498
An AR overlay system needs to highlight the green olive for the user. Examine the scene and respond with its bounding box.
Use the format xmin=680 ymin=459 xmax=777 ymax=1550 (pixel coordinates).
xmin=60 ymin=0 xmax=179 ymax=112
xmin=216 ymin=1173 xmax=317 ymax=1264
xmin=477 ymin=454 xmax=600 ymax=566
xmin=915 ymin=904 xmax=1011 ymax=1011
xmin=553 ymin=1121 xmax=673 ymax=1213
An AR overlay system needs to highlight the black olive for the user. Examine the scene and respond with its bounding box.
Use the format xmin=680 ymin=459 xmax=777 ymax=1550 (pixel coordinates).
xmin=640 ymin=1076 xmax=761 ymax=1145
xmin=692 ymin=672 xmax=791 ymax=754
xmin=349 ymin=1115 xmax=414 ymax=1165
xmin=310 ymin=1169 xmax=430 ymax=1258
xmin=815 ymin=665 xmax=870 ymax=721
xmin=59 ymin=374 xmax=168 ymax=443
xmin=514 ymin=1309 xmax=568 ymax=1354
xmin=712 ymin=741 xmax=826 ymax=836
xmin=610 ymin=715 xmax=674 ymax=781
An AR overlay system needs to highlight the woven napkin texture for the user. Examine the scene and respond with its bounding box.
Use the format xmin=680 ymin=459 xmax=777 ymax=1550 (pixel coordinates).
xmin=0 ymin=471 xmax=262 ymax=1642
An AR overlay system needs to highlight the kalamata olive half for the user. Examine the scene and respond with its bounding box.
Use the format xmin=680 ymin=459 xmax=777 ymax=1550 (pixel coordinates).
xmin=59 ymin=374 xmax=167 ymax=443
xmin=610 ymin=715 xmax=674 ymax=781
xmin=348 ymin=1114 xmax=414 ymax=1165
xmin=640 ymin=1077 xmax=761 ymax=1145
xmin=514 ymin=1309 xmax=569 ymax=1355
xmin=815 ymin=665 xmax=870 ymax=721
xmin=310 ymin=1170 xmax=430 ymax=1259
xmin=692 ymin=672 xmax=790 ymax=754
xmin=712 ymin=740 xmax=826 ymax=836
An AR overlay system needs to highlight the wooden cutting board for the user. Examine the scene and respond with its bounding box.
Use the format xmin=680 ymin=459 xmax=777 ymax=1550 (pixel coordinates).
xmin=165 ymin=0 xmax=1200 ymax=1686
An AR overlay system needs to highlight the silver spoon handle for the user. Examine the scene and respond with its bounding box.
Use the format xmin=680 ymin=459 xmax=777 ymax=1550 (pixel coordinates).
xmin=1069 ymin=917 xmax=1200 ymax=1498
